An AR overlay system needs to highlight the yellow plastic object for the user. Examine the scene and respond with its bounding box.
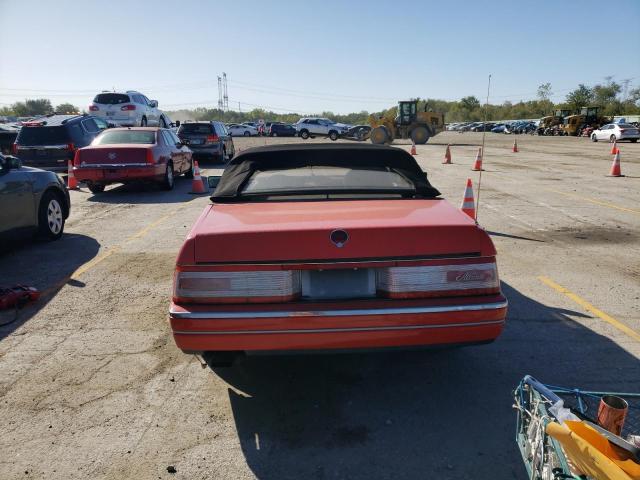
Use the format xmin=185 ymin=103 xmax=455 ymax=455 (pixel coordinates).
xmin=546 ymin=421 xmax=640 ymax=480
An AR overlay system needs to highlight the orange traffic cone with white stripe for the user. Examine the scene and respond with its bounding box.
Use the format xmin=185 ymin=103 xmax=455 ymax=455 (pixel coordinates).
xmin=610 ymin=139 xmax=617 ymax=155
xmin=410 ymin=141 xmax=417 ymax=155
xmin=471 ymin=147 xmax=483 ymax=171
xmin=608 ymin=149 xmax=623 ymax=177
xmin=443 ymin=144 xmax=452 ymax=164
xmin=67 ymin=160 xmax=78 ymax=190
xmin=190 ymin=160 xmax=206 ymax=193
xmin=460 ymin=178 xmax=476 ymax=219
xmin=512 ymin=139 xmax=518 ymax=153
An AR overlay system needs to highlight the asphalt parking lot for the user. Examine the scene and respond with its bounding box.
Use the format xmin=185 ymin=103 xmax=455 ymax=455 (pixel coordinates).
xmin=1 ymin=132 xmax=639 ymax=479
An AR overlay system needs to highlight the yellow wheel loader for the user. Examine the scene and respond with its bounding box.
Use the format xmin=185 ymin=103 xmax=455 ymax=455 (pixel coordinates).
xmin=369 ymin=100 xmax=445 ymax=145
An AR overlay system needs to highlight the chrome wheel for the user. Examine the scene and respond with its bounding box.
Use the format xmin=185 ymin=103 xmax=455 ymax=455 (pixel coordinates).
xmin=47 ymin=199 xmax=63 ymax=235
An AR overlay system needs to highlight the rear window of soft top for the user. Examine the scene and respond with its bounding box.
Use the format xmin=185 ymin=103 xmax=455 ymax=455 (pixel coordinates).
xmin=94 ymin=93 xmax=131 ymax=105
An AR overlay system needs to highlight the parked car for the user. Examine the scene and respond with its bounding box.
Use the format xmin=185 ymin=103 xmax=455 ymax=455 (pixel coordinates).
xmin=227 ymin=124 xmax=258 ymax=137
xmin=88 ymin=91 xmax=162 ymax=127
xmin=14 ymin=114 xmax=106 ymax=173
xmin=72 ymin=127 xmax=193 ymax=193
xmin=295 ymin=118 xmax=350 ymax=140
xmin=177 ymin=121 xmax=235 ymax=163
xmin=491 ymin=124 xmax=506 ymax=133
xmin=268 ymin=123 xmax=297 ymax=137
xmin=0 ymin=153 xmax=70 ymax=242
xmin=0 ymin=123 xmax=20 ymax=154
xmin=169 ymin=144 xmax=507 ymax=364
xmin=590 ymin=123 xmax=639 ymax=143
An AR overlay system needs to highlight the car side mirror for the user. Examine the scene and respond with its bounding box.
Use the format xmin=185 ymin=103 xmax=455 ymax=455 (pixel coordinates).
xmin=150 ymin=100 xmax=158 ymax=108
xmin=2 ymin=155 xmax=21 ymax=170
xmin=174 ymin=120 xmax=180 ymax=127
xmin=207 ymin=176 xmax=221 ymax=189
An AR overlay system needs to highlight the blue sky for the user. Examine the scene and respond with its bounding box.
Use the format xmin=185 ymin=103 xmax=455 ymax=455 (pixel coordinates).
xmin=1 ymin=0 xmax=639 ymax=114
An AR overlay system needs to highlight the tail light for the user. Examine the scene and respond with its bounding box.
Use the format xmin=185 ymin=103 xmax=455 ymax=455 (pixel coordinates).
xmin=205 ymin=134 xmax=219 ymax=144
xmin=619 ymin=129 xmax=625 ymax=133
xmin=174 ymin=271 xmax=301 ymax=304
xmin=146 ymin=149 xmax=154 ymax=164
xmin=121 ymin=104 xmax=136 ymax=111
xmin=73 ymin=149 xmax=81 ymax=166
xmin=11 ymin=143 xmax=17 ymax=155
xmin=376 ymin=261 xmax=500 ymax=299
xmin=89 ymin=105 xmax=99 ymax=111
xmin=66 ymin=142 xmax=75 ymax=151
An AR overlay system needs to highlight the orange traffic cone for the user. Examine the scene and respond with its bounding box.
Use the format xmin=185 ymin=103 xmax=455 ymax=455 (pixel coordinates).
xmin=512 ymin=139 xmax=518 ymax=153
xmin=67 ymin=160 xmax=78 ymax=190
xmin=460 ymin=178 xmax=476 ymax=219
xmin=610 ymin=139 xmax=617 ymax=154
xmin=190 ymin=160 xmax=207 ymax=193
xmin=443 ymin=144 xmax=452 ymax=164
xmin=471 ymin=147 xmax=484 ymax=171
xmin=608 ymin=150 xmax=623 ymax=177
xmin=410 ymin=142 xmax=417 ymax=155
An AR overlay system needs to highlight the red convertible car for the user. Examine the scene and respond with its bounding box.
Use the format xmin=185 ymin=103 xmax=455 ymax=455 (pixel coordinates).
xmin=73 ymin=127 xmax=193 ymax=193
xmin=170 ymin=144 xmax=507 ymax=362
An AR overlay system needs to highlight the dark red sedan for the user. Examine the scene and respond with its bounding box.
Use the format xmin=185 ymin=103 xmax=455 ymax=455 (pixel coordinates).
xmin=73 ymin=127 xmax=193 ymax=193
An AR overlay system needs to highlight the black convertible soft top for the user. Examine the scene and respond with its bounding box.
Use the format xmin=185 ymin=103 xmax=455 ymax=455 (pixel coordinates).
xmin=211 ymin=143 xmax=441 ymax=202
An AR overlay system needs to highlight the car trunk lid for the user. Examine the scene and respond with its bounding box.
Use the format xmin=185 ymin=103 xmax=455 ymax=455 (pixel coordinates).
xmin=191 ymin=199 xmax=496 ymax=264
xmin=77 ymin=145 xmax=150 ymax=166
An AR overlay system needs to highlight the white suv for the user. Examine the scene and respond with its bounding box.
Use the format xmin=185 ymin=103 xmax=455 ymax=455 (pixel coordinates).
xmin=88 ymin=91 xmax=162 ymax=127
xmin=295 ymin=117 xmax=350 ymax=141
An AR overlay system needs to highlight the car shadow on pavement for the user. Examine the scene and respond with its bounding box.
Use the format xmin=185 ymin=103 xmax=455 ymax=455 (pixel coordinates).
xmin=210 ymin=281 xmax=639 ymax=480
xmin=0 ymin=233 xmax=100 ymax=339
xmin=84 ymin=177 xmax=204 ymax=205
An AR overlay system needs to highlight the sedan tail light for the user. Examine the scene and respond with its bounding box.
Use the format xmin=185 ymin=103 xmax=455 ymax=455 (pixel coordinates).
xmin=11 ymin=143 xmax=17 ymax=155
xmin=89 ymin=105 xmax=99 ymax=111
xmin=376 ymin=262 xmax=500 ymax=299
xmin=619 ymin=129 xmax=626 ymax=133
xmin=146 ymin=149 xmax=154 ymax=164
xmin=174 ymin=270 xmax=301 ymax=303
xmin=121 ymin=104 xmax=136 ymax=111
xmin=205 ymin=134 xmax=219 ymax=144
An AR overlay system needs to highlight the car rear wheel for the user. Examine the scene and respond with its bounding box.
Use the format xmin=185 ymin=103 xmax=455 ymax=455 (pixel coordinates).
xmin=243 ymin=131 xmax=250 ymax=137
xmin=88 ymin=184 xmax=105 ymax=194
xmin=38 ymin=191 xmax=65 ymax=240
xmin=591 ymin=134 xmax=597 ymax=142
xmin=370 ymin=126 xmax=389 ymax=145
xmin=299 ymin=130 xmax=310 ymax=140
xmin=184 ymin=158 xmax=194 ymax=178
xmin=328 ymin=131 xmax=338 ymax=141
xmin=631 ymin=139 xmax=638 ymax=143
xmin=610 ymin=135 xmax=617 ymax=143
xmin=162 ymin=163 xmax=174 ymax=190
xmin=271 ymin=132 xmax=278 ymax=137
xmin=141 ymin=116 xmax=147 ymax=127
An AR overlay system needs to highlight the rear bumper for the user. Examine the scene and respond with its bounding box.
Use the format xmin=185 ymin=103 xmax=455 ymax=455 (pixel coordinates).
xmin=73 ymin=164 xmax=164 ymax=183
xmin=187 ymin=144 xmax=223 ymax=156
xmin=170 ymin=296 xmax=508 ymax=353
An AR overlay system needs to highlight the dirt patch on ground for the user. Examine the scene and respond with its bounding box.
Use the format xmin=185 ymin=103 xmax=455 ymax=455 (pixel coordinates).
xmin=547 ymin=225 xmax=637 ymax=244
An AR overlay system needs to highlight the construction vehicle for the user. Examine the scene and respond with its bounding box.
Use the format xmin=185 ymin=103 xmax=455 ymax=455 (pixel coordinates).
xmin=369 ymin=100 xmax=445 ymax=145
xmin=562 ymin=106 xmax=611 ymax=136
xmin=537 ymin=109 xmax=572 ymax=135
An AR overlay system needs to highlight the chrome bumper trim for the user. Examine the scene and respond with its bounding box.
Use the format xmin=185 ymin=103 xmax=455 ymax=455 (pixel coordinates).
xmin=173 ymin=319 xmax=505 ymax=335
xmin=169 ymin=300 xmax=508 ymax=320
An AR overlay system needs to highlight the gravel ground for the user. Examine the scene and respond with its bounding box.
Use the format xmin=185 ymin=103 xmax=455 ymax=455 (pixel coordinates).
xmin=0 ymin=132 xmax=638 ymax=479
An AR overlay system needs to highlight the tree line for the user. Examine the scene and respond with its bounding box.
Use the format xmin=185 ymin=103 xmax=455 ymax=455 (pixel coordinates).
xmin=2 ymin=78 xmax=638 ymax=124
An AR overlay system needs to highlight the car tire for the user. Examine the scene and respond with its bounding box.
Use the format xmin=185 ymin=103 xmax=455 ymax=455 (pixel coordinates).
xmin=141 ymin=116 xmax=147 ymax=127
xmin=243 ymin=131 xmax=250 ymax=137
xmin=300 ymin=130 xmax=310 ymax=140
xmin=610 ymin=135 xmax=616 ymax=143
xmin=631 ymin=139 xmax=638 ymax=143
xmin=88 ymin=184 xmax=106 ymax=194
xmin=271 ymin=132 xmax=278 ymax=137
xmin=222 ymin=148 xmax=228 ymax=164
xmin=38 ymin=190 xmax=65 ymax=241
xmin=184 ymin=158 xmax=194 ymax=179
xmin=591 ymin=134 xmax=597 ymax=142
xmin=161 ymin=162 xmax=174 ymax=190
xmin=328 ymin=131 xmax=338 ymax=141
xmin=370 ymin=126 xmax=389 ymax=145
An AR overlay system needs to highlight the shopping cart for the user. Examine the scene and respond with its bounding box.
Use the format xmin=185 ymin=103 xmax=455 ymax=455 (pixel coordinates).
xmin=514 ymin=375 xmax=640 ymax=480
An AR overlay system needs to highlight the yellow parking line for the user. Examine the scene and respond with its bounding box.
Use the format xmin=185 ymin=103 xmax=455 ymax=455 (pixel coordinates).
xmin=538 ymin=276 xmax=640 ymax=342
xmin=542 ymin=187 xmax=640 ymax=215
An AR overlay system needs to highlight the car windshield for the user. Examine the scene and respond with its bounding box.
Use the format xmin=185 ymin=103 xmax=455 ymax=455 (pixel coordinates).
xmin=17 ymin=126 xmax=69 ymax=145
xmin=93 ymin=130 xmax=156 ymax=145
xmin=241 ymin=166 xmax=415 ymax=197
xmin=179 ymin=124 xmax=213 ymax=134
xmin=94 ymin=93 xmax=130 ymax=104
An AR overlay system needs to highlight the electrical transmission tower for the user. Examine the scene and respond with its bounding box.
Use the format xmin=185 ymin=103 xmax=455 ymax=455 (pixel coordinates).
xmin=223 ymin=72 xmax=229 ymax=112
xmin=217 ymin=76 xmax=223 ymax=110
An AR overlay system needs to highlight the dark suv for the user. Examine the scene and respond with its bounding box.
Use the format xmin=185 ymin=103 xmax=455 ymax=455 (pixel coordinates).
xmin=176 ymin=121 xmax=235 ymax=163
xmin=14 ymin=114 xmax=107 ymax=172
xmin=268 ymin=123 xmax=297 ymax=137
